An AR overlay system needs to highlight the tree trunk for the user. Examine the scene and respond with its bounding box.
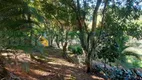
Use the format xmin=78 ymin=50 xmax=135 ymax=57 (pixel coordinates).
xmin=62 ymin=42 xmax=68 ymax=58
xmin=55 ymin=36 xmax=60 ymax=48
xmin=49 ymin=36 xmax=54 ymax=47
xmin=28 ymin=13 xmax=32 ymax=46
xmin=85 ymin=51 xmax=91 ymax=73
xmin=30 ymin=29 xmax=33 ymax=46
xmin=78 ymin=31 xmax=92 ymax=73
xmin=35 ymin=35 xmax=38 ymax=46
xmin=56 ymin=41 xmax=60 ymax=48
xmin=102 ymin=58 xmax=107 ymax=72
xmin=0 ymin=52 xmax=8 ymax=79
xmin=86 ymin=58 xmax=91 ymax=73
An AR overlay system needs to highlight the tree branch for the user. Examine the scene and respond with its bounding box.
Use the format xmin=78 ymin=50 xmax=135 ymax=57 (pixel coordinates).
xmin=91 ymin=0 xmax=102 ymax=32
xmin=101 ymin=0 xmax=109 ymax=27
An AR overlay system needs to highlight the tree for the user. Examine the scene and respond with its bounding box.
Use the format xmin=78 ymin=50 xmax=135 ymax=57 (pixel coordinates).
xmin=57 ymin=0 xmax=106 ymax=72
xmin=41 ymin=0 xmax=77 ymax=58
xmin=96 ymin=0 xmax=142 ymax=69
xmin=0 ymin=0 xmax=44 ymax=47
xmin=56 ymin=0 xmax=142 ymax=72
xmin=0 ymin=0 xmax=44 ymax=77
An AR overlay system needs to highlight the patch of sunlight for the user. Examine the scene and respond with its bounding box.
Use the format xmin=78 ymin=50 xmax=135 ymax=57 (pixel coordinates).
xmin=123 ymin=47 xmax=142 ymax=55
xmin=39 ymin=36 xmax=48 ymax=47
xmin=88 ymin=15 xmax=102 ymax=29
xmin=126 ymin=56 xmax=142 ymax=68
xmin=30 ymin=69 xmax=49 ymax=76
xmin=29 ymin=77 xmax=38 ymax=80
xmin=127 ymin=59 xmax=132 ymax=63
xmin=139 ymin=61 xmax=142 ymax=67
xmin=53 ymin=67 xmax=60 ymax=70
xmin=48 ymin=62 xmax=62 ymax=65
xmin=91 ymin=75 xmax=104 ymax=80
xmin=64 ymin=74 xmax=76 ymax=80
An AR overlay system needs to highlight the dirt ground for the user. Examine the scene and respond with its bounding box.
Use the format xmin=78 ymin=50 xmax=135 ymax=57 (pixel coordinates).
xmin=4 ymin=47 xmax=104 ymax=80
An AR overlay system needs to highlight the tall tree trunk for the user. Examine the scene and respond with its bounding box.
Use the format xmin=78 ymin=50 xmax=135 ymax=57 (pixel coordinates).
xmin=51 ymin=35 xmax=54 ymax=46
xmin=30 ymin=30 xmax=33 ymax=46
xmin=28 ymin=14 xmax=32 ymax=46
xmin=85 ymin=51 xmax=91 ymax=73
xmin=49 ymin=35 xmax=54 ymax=47
xmin=62 ymin=42 xmax=68 ymax=58
xmin=35 ymin=35 xmax=38 ymax=46
xmin=0 ymin=51 xmax=8 ymax=79
xmin=78 ymin=30 xmax=92 ymax=73
xmin=55 ymin=36 xmax=60 ymax=48
xmin=62 ymin=31 xmax=68 ymax=58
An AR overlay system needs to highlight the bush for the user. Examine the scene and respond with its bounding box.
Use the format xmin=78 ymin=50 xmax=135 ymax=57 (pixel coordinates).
xmin=68 ymin=44 xmax=83 ymax=55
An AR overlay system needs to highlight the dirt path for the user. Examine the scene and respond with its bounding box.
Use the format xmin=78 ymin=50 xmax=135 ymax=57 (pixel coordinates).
xmin=5 ymin=47 xmax=104 ymax=80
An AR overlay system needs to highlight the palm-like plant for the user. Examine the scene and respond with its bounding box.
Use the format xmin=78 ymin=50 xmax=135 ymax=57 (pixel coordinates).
xmin=96 ymin=1 xmax=142 ymax=69
xmin=119 ymin=38 xmax=142 ymax=68
xmin=97 ymin=34 xmax=142 ymax=69
xmin=0 ymin=1 xmax=45 ymax=77
xmin=0 ymin=0 xmax=44 ymax=48
xmin=0 ymin=0 xmax=43 ymax=30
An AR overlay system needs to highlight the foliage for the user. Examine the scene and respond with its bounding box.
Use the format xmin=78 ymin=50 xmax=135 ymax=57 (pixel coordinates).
xmin=68 ymin=44 xmax=83 ymax=55
xmin=0 ymin=0 xmax=43 ymax=30
xmin=39 ymin=36 xmax=49 ymax=47
xmin=93 ymin=0 xmax=142 ymax=69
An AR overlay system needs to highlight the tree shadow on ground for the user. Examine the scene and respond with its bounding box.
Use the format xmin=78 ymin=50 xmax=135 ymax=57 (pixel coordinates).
xmin=4 ymin=47 xmax=104 ymax=80
xmin=6 ymin=60 xmax=101 ymax=80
